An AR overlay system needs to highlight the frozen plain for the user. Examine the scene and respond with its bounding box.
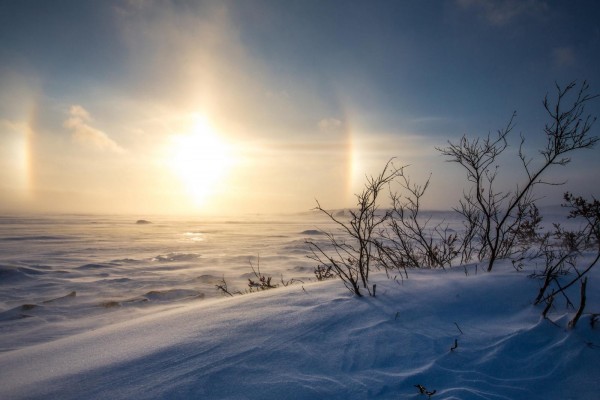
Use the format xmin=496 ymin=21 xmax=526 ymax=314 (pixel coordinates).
xmin=0 ymin=213 xmax=599 ymax=399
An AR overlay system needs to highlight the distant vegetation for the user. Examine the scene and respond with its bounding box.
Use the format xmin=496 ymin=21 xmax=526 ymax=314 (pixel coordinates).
xmin=215 ymin=255 xmax=304 ymax=297
xmin=307 ymin=81 xmax=599 ymax=328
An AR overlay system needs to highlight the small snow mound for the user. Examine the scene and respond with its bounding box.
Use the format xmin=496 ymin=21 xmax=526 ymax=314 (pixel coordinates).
xmin=76 ymin=263 xmax=117 ymax=270
xmin=141 ymin=289 xmax=204 ymax=302
xmin=301 ymin=229 xmax=324 ymax=235
xmin=0 ymin=304 xmax=45 ymax=321
xmin=1 ymin=235 xmax=69 ymax=242
xmin=42 ymin=291 xmax=76 ymax=304
xmin=99 ymin=301 xmax=121 ymax=308
xmin=152 ymin=253 xmax=200 ymax=262
xmin=110 ymin=258 xmax=138 ymax=264
xmin=0 ymin=266 xmax=34 ymax=281
xmin=195 ymin=274 xmax=222 ymax=283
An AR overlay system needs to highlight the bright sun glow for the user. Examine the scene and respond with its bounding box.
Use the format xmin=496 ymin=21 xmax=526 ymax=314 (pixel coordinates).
xmin=168 ymin=115 xmax=233 ymax=207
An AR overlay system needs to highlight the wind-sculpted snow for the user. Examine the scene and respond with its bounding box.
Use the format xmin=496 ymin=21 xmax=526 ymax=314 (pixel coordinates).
xmin=0 ymin=213 xmax=598 ymax=399
xmin=0 ymin=235 xmax=74 ymax=242
xmin=0 ymin=264 xmax=598 ymax=399
xmin=0 ymin=215 xmax=325 ymax=351
xmin=0 ymin=265 xmax=42 ymax=281
xmin=151 ymin=253 xmax=201 ymax=263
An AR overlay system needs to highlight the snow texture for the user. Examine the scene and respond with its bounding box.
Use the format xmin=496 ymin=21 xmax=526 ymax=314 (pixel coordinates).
xmin=0 ymin=215 xmax=599 ymax=399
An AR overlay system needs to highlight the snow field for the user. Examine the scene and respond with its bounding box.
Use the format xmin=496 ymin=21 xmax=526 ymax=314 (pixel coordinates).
xmin=1 ymin=259 xmax=598 ymax=399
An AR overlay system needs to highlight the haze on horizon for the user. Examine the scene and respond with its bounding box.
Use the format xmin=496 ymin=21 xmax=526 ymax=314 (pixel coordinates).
xmin=1 ymin=0 xmax=599 ymax=216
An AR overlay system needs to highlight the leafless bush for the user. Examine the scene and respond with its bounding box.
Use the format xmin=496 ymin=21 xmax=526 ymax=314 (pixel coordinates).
xmin=313 ymin=264 xmax=335 ymax=281
xmin=307 ymin=161 xmax=462 ymax=293
xmin=280 ymin=274 xmax=304 ymax=287
xmin=378 ymin=173 xmax=459 ymax=270
xmin=534 ymin=193 xmax=600 ymax=328
xmin=306 ymin=160 xmax=403 ymax=296
xmin=568 ymin=277 xmax=588 ymax=329
xmin=215 ymin=275 xmax=242 ymax=297
xmin=308 ymin=82 xmax=597 ymax=302
xmin=216 ymin=256 xmax=302 ymax=297
xmin=247 ymin=256 xmax=278 ymax=292
xmin=532 ymin=232 xmax=579 ymax=307
xmin=438 ymin=81 xmax=598 ymax=271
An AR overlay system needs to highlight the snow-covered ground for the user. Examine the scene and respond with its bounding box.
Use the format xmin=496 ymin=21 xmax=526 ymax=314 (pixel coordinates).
xmin=1 ymin=214 xmax=599 ymax=399
xmin=0 ymin=214 xmax=325 ymax=352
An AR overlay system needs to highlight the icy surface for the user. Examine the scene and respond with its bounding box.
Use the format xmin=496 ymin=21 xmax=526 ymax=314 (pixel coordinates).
xmin=0 ymin=213 xmax=326 ymax=351
xmin=0 ymin=213 xmax=598 ymax=399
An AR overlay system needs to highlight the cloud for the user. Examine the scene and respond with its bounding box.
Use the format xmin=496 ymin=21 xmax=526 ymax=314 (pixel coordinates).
xmin=318 ymin=117 xmax=343 ymax=132
xmin=456 ymin=0 xmax=547 ymax=26
xmin=552 ymin=46 xmax=576 ymax=68
xmin=64 ymin=105 xmax=125 ymax=153
xmin=68 ymin=105 xmax=91 ymax=120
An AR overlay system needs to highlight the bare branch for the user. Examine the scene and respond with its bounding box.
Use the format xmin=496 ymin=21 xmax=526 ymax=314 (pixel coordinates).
xmin=439 ymin=81 xmax=597 ymax=271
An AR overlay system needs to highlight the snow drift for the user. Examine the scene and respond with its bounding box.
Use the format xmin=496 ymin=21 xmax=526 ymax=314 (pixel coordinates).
xmin=1 ymin=260 xmax=598 ymax=400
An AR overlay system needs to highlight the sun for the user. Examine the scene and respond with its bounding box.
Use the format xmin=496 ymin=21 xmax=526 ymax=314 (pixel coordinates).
xmin=168 ymin=115 xmax=233 ymax=206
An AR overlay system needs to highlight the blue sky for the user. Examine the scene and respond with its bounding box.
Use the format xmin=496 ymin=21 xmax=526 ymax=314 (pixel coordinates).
xmin=1 ymin=0 xmax=599 ymax=215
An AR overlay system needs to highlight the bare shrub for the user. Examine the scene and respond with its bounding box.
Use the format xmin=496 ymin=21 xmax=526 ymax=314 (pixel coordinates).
xmin=379 ymin=173 xmax=459 ymax=270
xmin=306 ymin=160 xmax=403 ymax=296
xmin=438 ymin=81 xmax=598 ymax=271
xmin=308 ymin=81 xmax=598 ymax=302
xmin=313 ymin=264 xmax=335 ymax=281
xmin=280 ymin=274 xmax=304 ymax=287
xmin=568 ymin=277 xmax=588 ymax=329
xmin=532 ymin=231 xmax=579 ymax=307
xmin=216 ymin=256 xmax=301 ymax=297
xmin=215 ymin=275 xmax=242 ymax=297
xmin=247 ymin=256 xmax=278 ymax=292
xmin=534 ymin=193 xmax=600 ymax=328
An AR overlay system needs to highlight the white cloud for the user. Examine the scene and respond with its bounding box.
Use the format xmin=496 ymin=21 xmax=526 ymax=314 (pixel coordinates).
xmin=64 ymin=105 xmax=125 ymax=153
xmin=68 ymin=104 xmax=91 ymax=120
xmin=318 ymin=117 xmax=343 ymax=132
xmin=456 ymin=0 xmax=547 ymax=26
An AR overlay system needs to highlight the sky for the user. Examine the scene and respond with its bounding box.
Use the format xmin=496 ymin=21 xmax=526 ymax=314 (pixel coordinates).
xmin=1 ymin=0 xmax=599 ymax=216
